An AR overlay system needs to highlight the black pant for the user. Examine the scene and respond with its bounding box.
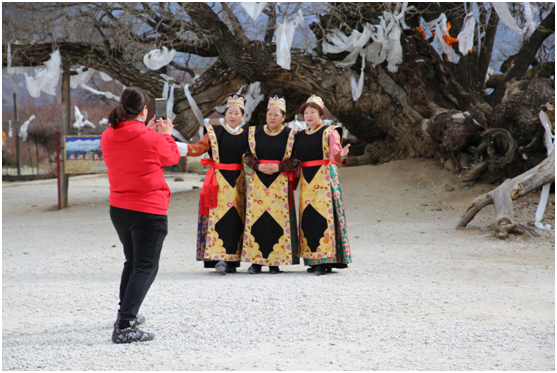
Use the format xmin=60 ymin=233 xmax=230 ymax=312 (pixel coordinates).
xmin=110 ymin=206 xmax=168 ymax=328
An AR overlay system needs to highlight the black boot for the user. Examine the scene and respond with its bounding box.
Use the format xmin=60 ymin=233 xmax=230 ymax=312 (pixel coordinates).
xmin=315 ymin=264 xmax=327 ymax=276
xmin=248 ymin=264 xmax=262 ymax=274
xmin=306 ymin=266 xmax=316 ymax=273
xmin=269 ymin=266 xmax=280 ymax=274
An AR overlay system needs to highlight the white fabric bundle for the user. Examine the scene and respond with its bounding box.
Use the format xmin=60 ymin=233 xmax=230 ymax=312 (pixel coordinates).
xmin=241 ymin=82 xmax=265 ymax=126
xmin=19 ymin=115 xmax=36 ymax=142
xmin=457 ymin=13 xmax=476 ymax=56
xmin=534 ymin=111 xmax=555 ymax=230
xmin=275 ymin=9 xmax=304 ymax=70
xmin=70 ymin=67 xmax=94 ymax=89
xmin=24 ymin=50 xmax=61 ymax=98
xmin=80 ymin=83 xmax=120 ymax=101
xmin=241 ymin=2 xmax=267 ymax=20
xmin=72 ymin=106 xmax=96 ymax=130
xmin=99 ymin=118 xmax=109 ymax=126
xmin=143 ymin=47 xmax=176 ymax=70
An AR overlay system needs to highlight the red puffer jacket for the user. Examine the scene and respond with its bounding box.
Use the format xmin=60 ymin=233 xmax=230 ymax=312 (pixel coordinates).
xmin=101 ymin=120 xmax=180 ymax=215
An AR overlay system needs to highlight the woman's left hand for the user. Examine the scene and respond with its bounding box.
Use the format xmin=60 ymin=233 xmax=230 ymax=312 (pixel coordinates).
xmin=340 ymin=144 xmax=351 ymax=158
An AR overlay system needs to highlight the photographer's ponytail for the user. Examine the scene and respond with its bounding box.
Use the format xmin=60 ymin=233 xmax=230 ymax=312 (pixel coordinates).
xmin=108 ymin=87 xmax=149 ymax=129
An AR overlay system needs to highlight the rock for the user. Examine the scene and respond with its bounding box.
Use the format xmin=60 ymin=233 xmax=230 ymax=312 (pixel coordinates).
xmin=174 ymin=177 xmax=184 ymax=182
xmin=444 ymin=184 xmax=454 ymax=192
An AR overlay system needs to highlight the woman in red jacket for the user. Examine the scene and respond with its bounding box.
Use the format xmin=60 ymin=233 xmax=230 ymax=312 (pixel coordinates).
xmin=101 ymin=87 xmax=180 ymax=344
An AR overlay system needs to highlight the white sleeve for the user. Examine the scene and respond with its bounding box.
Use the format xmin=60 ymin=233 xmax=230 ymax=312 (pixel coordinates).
xmin=176 ymin=142 xmax=188 ymax=157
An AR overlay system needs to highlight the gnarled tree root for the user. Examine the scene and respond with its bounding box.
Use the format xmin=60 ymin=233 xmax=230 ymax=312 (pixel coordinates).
xmin=457 ymin=150 xmax=555 ymax=238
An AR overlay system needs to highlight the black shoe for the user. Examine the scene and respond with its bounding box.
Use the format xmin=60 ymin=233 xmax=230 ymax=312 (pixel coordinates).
xmin=248 ymin=264 xmax=262 ymax=274
xmin=307 ymin=266 xmax=316 ymax=273
xmin=325 ymin=265 xmax=333 ymax=273
xmin=215 ymin=260 xmax=226 ymax=274
xmin=112 ymin=323 xmax=155 ymax=344
xmin=224 ymin=264 xmax=237 ymax=274
xmin=315 ymin=265 xmax=327 ymax=276
xmin=269 ymin=266 xmax=280 ymax=274
xmin=115 ymin=313 xmax=145 ymax=327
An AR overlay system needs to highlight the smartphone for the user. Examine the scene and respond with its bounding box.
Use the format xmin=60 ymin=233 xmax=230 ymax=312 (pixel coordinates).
xmin=155 ymin=98 xmax=167 ymax=120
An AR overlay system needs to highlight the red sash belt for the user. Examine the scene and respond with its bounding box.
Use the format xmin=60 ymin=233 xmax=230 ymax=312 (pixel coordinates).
xmin=301 ymin=159 xmax=329 ymax=167
xmin=259 ymin=159 xmax=294 ymax=190
xmin=199 ymin=158 xmax=243 ymax=215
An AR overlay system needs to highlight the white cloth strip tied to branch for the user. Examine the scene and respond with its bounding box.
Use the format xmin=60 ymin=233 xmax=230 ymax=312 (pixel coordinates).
xmin=534 ymin=111 xmax=555 ymax=230
xmin=384 ymin=12 xmax=403 ymax=72
xmin=19 ymin=115 xmax=36 ymax=142
xmin=428 ymin=13 xmax=460 ymax=64
xmin=351 ymin=57 xmax=365 ymax=101
xmin=184 ymin=84 xmax=205 ymax=130
xmin=73 ymin=106 xmax=96 ymax=130
xmin=80 ymin=83 xmax=120 ymax=101
xmin=7 ymin=44 xmax=27 ymax=75
xmin=457 ymin=13 xmax=476 ymax=56
xmin=8 ymin=120 xmax=13 ymax=137
xmin=241 ymin=2 xmax=267 ymax=20
xmin=162 ymin=82 xmax=176 ymax=122
xmin=143 ymin=47 xmax=176 ymax=70
xmin=275 ymin=9 xmax=304 ymax=70
xmin=241 ymin=82 xmax=265 ymax=126
xmin=491 ymin=2 xmax=536 ymax=36
xmin=99 ymin=72 xmax=112 ymax=82
xmin=24 ymin=50 xmax=61 ymax=98
xmin=70 ymin=67 xmax=93 ymax=89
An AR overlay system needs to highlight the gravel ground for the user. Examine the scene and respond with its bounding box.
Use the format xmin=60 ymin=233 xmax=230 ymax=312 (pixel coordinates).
xmin=2 ymin=159 xmax=555 ymax=370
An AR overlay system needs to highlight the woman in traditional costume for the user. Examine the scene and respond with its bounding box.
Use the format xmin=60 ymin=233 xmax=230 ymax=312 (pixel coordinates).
xmin=187 ymin=95 xmax=248 ymax=274
xmin=242 ymin=95 xmax=299 ymax=274
xmin=294 ymin=95 xmax=352 ymax=275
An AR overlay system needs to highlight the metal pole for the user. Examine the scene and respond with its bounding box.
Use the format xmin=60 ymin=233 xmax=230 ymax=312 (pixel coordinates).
xmin=13 ymin=93 xmax=20 ymax=176
xmin=60 ymin=61 xmax=71 ymax=208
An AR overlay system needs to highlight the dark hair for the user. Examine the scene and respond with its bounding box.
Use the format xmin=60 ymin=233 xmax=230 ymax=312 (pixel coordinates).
xmin=223 ymin=94 xmax=246 ymax=115
xmin=299 ymin=102 xmax=325 ymax=117
xmin=267 ymin=94 xmax=286 ymax=116
xmin=108 ymin=87 xmax=149 ymax=128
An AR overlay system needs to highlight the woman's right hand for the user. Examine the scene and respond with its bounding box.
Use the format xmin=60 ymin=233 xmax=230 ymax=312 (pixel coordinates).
xmin=158 ymin=118 xmax=174 ymax=135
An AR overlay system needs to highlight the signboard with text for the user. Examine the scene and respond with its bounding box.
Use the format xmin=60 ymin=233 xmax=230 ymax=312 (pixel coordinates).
xmin=64 ymin=136 xmax=107 ymax=174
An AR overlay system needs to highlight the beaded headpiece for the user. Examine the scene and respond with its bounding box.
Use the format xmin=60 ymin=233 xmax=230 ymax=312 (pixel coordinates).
xmin=226 ymin=94 xmax=245 ymax=110
xmin=267 ymin=95 xmax=286 ymax=112
xmin=306 ymin=95 xmax=324 ymax=108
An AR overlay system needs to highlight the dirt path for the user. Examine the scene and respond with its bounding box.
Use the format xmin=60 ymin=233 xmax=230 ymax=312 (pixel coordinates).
xmin=2 ymin=159 xmax=554 ymax=370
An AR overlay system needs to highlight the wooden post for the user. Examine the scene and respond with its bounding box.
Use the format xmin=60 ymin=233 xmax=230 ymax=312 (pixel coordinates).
xmin=13 ymin=93 xmax=21 ymax=176
xmin=60 ymin=61 xmax=71 ymax=208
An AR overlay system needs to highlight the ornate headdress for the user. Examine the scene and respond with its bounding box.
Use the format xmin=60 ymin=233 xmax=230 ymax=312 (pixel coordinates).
xmin=267 ymin=95 xmax=286 ymax=112
xmin=226 ymin=94 xmax=245 ymax=110
xmin=306 ymin=95 xmax=324 ymax=108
